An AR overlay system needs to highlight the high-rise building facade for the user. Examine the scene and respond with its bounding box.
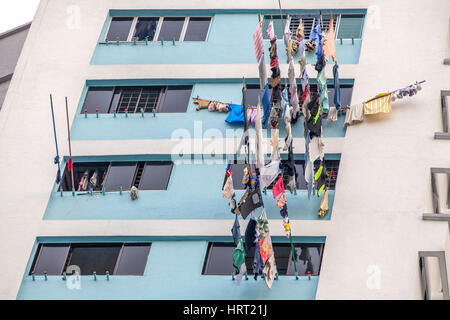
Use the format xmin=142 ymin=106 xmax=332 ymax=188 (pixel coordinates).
xmin=0 ymin=0 xmax=449 ymax=300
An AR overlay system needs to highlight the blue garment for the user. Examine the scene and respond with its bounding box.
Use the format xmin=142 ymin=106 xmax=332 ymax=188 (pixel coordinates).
xmin=333 ymin=64 xmax=341 ymax=110
xmin=225 ymin=104 xmax=245 ymax=124
xmin=231 ymin=214 xmax=241 ymax=245
xmin=244 ymin=217 xmax=257 ymax=255
xmin=253 ymin=238 xmax=264 ymax=276
xmin=261 ymin=84 xmax=271 ymax=125
xmin=281 ymin=87 xmax=289 ymax=119
xmin=310 ymin=18 xmax=323 ymax=59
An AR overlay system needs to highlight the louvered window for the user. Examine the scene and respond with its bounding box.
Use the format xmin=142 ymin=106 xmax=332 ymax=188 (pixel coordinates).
xmin=289 ymin=14 xmax=339 ymax=38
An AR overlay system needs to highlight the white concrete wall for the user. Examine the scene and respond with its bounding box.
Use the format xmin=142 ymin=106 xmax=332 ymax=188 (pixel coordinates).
xmin=0 ymin=0 xmax=449 ymax=299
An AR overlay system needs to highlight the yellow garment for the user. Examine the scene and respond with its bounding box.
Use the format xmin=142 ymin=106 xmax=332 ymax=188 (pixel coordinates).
xmin=323 ymin=17 xmax=337 ymax=63
xmin=318 ymin=189 xmax=329 ymax=218
xmin=363 ymin=93 xmax=392 ymax=115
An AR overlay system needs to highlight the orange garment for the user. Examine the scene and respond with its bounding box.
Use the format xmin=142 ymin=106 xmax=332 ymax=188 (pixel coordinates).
xmin=323 ymin=17 xmax=337 ymax=63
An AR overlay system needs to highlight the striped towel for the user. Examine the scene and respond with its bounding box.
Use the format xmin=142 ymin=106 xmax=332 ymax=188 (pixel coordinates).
xmin=253 ymin=22 xmax=264 ymax=63
xmin=266 ymin=20 xmax=276 ymax=40
xmin=363 ymin=93 xmax=392 ymax=114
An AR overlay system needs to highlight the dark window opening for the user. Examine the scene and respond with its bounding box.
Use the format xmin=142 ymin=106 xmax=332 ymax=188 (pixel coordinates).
xmin=60 ymin=161 xmax=173 ymax=192
xmin=106 ymin=17 xmax=133 ymax=41
xmin=81 ymin=85 xmax=192 ymax=114
xmin=29 ymin=242 xmax=151 ymax=276
xmin=133 ymin=17 xmax=159 ymax=41
xmin=184 ymin=17 xmax=211 ymax=41
xmin=202 ymin=242 xmax=324 ymax=276
xmin=157 ymin=17 xmax=185 ymax=41
xmin=222 ymin=162 xmax=247 ymax=191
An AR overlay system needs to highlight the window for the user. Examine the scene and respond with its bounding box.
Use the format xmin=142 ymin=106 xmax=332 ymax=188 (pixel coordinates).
xmin=435 ymin=90 xmax=450 ymax=139
xmin=60 ymin=161 xmax=173 ymax=192
xmin=139 ymin=162 xmax=173 ymax=190
xmin=430 ymin=168 xmax=450 ymax=214
xmin=30 ymin=244 xmax=70 ymax=275
xmin=81 ymin=85 xmax=192 ymax=114
xmin=184 ymin=17 xmax=211 ymax=41
xmin=103 ymin=163 xmax=137 ymax=191
xmin=336 ymin=14 xmax=365 ymax=39
xmin=106 ymin=17 xmax=133 ymax=41
xmin=30 ymin=243 xmax=151 ymax=276
xmin=133 ymin=17 xmax=159 ymax=41
xmin=157 ymin=17 xmax=185 ymax=41
xmin=419 ymin=251 xmax=450 ymax=300
xmin=82 ymin=87 xmax=115 ymax=113
xmin=202 ymin=242 xmax=324 ymax=276
xmin=105 ymin=16 xmax=212 ymax=42
xmin=223 ymin=162 xmax=247 ymax=190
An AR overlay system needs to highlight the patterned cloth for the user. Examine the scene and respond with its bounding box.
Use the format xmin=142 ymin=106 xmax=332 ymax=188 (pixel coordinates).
xmin=253 ymin=22 xmax=264 ymax=62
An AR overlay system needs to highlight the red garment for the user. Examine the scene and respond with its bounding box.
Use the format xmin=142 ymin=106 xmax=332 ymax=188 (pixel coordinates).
xmin=272 ymin=176 xmax=285 ymax=199
xmin=302 ymin=84 xmax=310 ymax=102
xmin=270 ymin=56 xmax=279 ymax=69
xmin=67 ymin=157 xmax=73 ymax=171
xmin=259 ymin=233 xmax=274 ymax=265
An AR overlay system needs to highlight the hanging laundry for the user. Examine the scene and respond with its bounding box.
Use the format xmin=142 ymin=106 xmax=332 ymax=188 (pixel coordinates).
xmin=283 ymin=217 xmax=290 ymax=238
xmin=283 ymin=104 xmax=292 ymax=151
xmin=231 ymin=214 xmax=241 ymax=245
xmin=314 ymin=54 xmax=326 ymax=73
xmin=363 ymin=93 xmax=392 ymax=115
xmin=259 ymin=232 xmax=274 ymax=265
xmin=309 ymin=17 xmax=322 ymax=58
xmin=344 ymin=103 xmax=364 ymax=126
xmin=306 ymin=93 xmax=322 ymax=139
xmin=309 ymin=137 xmax=325 ymax=162
xmin=244 ymin=216 xmax=257 ymax=255
xmin=89 ymin=170 xmax=98 ymax=189
xmin=253 ymin=238 xmax=264 ymax=276
xmin=257 ymin=209 xmax=269 ymax=239
xmin=272 ymin=176 xmax=285 ymax=199
xmin=304 ymin=131 xmax=314 ymax=200
xmin=255 ymin=103 xmax=265 ymax=169
xmin=270 ymin=106 xmax=282 ymax=129
xmin=296 ymin=19 xmax=306 ymax=74
xmin=327 ymin=105 xmax=338 ymax=122
xmin=301 ymin=86 xmax=311 ymax=123
xmin=237 ymin=188 xmax=263 ymax=220
xmin=288 ymin=60 xmax=300 ymax=119
xmin=333 ymin=64 xmax=341 ymax=110
xmin=260 ymin=160 xmax=281 ymax=189
xmin=242 ymin=166 xmax=250 ymax=185
xmin=323 ymin=14 xmax=337 ymax=63
xmin=318 ymin=189 xmax=329 ymax=218
xmin=276 ymin=192 xmax=287 ymax=209
xmin=263 ymin=254 xmax=277 ymax=289
xmin=261 ymin=84 xmax=271 ymax=125
xmin=266 ymin=19 xmax=276 ymax=41
xmin=300 ymin=69 xmax=309 ymax=92
xmin=317 ymin=69 xmax=329 ymax=113
xmin=270 ymin=128 xmax=279 ymax=159
xmin=235 ymin=262 xmax=247 ymax=286
xmin=253 ymin=22 xmax=264 ymax=63
xmin=77 ymin=170 xmax=89 ymax=191
xmin=193 ymin=97 xmax=229 ymax=112
xmin=280 ymin=204 xmax=288 ymax=218
xmin=225 ymin=104 xmax=245 ymax=124
xmin=232 ymin=238 xmax=246 ymax=274
xmin=314 ymin=161 xmax=327 ymax=197
xmin=222 ymin=167 xmax=234 ymax=198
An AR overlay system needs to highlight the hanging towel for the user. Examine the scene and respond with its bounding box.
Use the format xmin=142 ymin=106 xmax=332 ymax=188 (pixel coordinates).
xmin=363 ymin=93 xmax=392 ymax=114
xmin=309 ymin=137 xmax=325 ymax=162
xmin=225 ymin=104 xmax=245 ymax=124
xmin=344 ymin=103 xmax=364 ymax=126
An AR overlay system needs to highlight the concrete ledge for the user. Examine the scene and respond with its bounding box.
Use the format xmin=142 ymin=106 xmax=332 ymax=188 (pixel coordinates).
xmin=423 ymin=213 xmax=450 ymax=221
xmin=434 ymin=132 xmax=450 ymax=140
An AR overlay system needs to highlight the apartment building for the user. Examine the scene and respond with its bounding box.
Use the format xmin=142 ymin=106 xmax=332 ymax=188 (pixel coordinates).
xmin=0 ymin=0 xmax=449 ymax=300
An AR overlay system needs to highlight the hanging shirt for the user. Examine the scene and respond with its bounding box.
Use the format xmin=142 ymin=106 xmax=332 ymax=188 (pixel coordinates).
xmin=333 ymin=64 xmax=341 ymax=110
xmin=323 ymin=17 xmax=337 ymax=63
xmin=225 ymin=104 xmax=245 ymax=124
xmin=261 ymin=84 xmax=271 ymax=125
xmin=306 ymin=93 xmax=322 ymax=138
xmin=231 ymin=214 xmax=241 ymax=245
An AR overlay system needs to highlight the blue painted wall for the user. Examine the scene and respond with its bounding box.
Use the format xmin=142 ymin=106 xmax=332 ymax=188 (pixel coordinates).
xmin=44 ymin=157 xmax=337 ymax=220
xmin=18 ymin=237 xmax=323 ymax=300
xmin=91 ymin=12 xmax=363 ymax=65
xmin=71 ymin=80 xmax=348 ymax=141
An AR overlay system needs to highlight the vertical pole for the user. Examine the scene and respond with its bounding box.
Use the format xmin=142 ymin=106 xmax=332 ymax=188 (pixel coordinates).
xmin=65 ymin=97 xmax=75 ymax=192
xmin=50 ymin=94 xmax=62 ymax=191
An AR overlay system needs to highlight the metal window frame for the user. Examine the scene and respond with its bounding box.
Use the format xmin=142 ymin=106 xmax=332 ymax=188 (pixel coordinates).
xmin=30 ymin=243 xmax=71 ymax=276
xmin=138 ymin=161 xmax=174 ymax=190
xmin=435 ymin=90 xmax=450 ymax=139
xmin=183 ymin=16 xmax=213 ymax=42
xmin=157 ymin=16 xmax=188 ymax=42
xmin=336 ymin=13 xmax=365 ymax=40
xmin=418 ymin=251 xmax=450 ymax=300
xmin=430 ymin=168 xmax=450 ymax=214
xmin=104 ymin=16 xmax=135 ymax=42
